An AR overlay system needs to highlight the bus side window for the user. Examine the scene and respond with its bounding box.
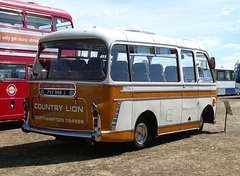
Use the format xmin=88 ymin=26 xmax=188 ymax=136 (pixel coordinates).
xmin=217 ymin=71 xmax=225 ymax=81
xmin=26 ymin=13 xmax=52 ymax=31
xmin=181 ymin=50 xmax=196 ymax=83
xmin=152 ymin=47 xmax=179 ymax=82
xmin=130 ymin=46 xmax=153 ymax=82
xmin=110 ymin=45 xmax=129 ymax=82
xmin=196 ymin=52 xmax=213 ymax=83
xmin=53 ymin=17 xmax=73 ymax=31
xmin=0 ymin=9 xmax=23 ymax=27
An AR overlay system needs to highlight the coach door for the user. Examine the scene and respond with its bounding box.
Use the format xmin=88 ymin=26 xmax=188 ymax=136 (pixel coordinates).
xmin=196 ymin=52 xmax=214 ymax=122
xmin=181 ymin=50 xmax=199 ymax=130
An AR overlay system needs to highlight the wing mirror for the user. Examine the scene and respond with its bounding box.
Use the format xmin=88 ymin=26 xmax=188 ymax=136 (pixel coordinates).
xmin=210 ymin=57 xmax=215 ymax=69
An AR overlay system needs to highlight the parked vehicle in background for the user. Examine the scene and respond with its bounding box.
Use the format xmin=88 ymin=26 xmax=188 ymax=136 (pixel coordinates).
xmin=235 ymin=64 xmax=240 ymax=94
xmin=214 ymin=68 xmax=236 ymax=95
xmin=23 ymin=28 xmax=216 ymax=149
xmin=0 ymin=0 xmax=73 ymax=121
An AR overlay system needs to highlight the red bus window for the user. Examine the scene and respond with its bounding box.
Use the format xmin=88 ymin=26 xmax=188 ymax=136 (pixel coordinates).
xmin=53 ymin=17 xmax=73 ymax=31
xmin=0 ymin=8 xmax=23 ymax=27
xmin=0 ymin=64 xmax=26 ymax=80
xmin=26 ymin=13 xmax=52 ymax=31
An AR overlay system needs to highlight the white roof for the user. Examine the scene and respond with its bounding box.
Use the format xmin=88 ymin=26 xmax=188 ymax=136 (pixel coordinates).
xmin=39 ymin=27 xmax=205 ymax=50
xmin=215 ymin=67 xmax=234 ymax=71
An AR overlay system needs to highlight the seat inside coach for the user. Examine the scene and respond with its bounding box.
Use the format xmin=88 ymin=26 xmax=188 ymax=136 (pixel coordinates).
xmin=56 ymin=60 xmax=70 ymax=78
xmin=149 ymin=64 xmax=166 ymax=82
xmin=132 ymin=63 xmax=150 ymax=82
xmin=111 ymin=61 xmax=129 ymax=81
xmin=110 ymin=61 xmax=180 ymax=83
xmin=48 ymin=60 xmax=70 ymax=79
xmin=86 ymin=58 xmax=105 ymax=80
xmin=164 ymin=66 xmax=178 ymax=82
xmin=70 ymin=60 xmax=87 ymax=79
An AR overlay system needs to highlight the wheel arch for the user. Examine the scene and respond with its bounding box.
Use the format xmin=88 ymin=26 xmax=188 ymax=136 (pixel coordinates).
xmin=135 ymin=110 xmax=158 ymax=138
xmin=201 ymin=105 xmax=215 ymax=124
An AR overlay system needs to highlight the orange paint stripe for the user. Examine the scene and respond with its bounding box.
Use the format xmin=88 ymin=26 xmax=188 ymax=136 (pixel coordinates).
xmin=158 ymin=125 xmax=181 ymax=134
xmin=158 ymin=122 xmax=199 ymax=135
xmin=181 ymin=122 xmax=199 ymax=130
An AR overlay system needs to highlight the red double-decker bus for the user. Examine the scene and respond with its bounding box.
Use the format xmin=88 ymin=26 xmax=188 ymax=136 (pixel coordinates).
xmin=0 ymin=0 xmax=73 ymax=121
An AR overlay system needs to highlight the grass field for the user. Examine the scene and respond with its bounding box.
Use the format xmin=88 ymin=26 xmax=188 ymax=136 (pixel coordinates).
xmin=0 ymin=96 xmax=239 ymax=176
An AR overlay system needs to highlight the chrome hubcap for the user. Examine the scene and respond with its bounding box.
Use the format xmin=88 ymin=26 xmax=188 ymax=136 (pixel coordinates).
xmin=199 ymin=116 xmax=203 ymax=128
xmin=135 ymin=123 xmax=148 ymax=145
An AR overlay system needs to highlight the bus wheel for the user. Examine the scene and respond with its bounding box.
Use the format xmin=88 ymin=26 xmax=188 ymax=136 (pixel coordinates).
xmin=131 ymin=119 xmax=149 ymax=150
xmin=198 ymin=116 xmax=204 ymax=132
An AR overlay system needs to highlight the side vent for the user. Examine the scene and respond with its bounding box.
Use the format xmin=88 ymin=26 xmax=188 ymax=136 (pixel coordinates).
xmin=109 ymin=102 xmax=121 ymax=131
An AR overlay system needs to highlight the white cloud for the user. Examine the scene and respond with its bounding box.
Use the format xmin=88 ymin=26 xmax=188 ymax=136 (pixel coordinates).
xmin=199 ymin=39 xmax=220 ymax=48
xmin=223 ymin=43 xmax=240 ymax=50
xmin=222 ymin=56 xmax=240 ymax=61
xmin=229 ymin=20 xmax=240 ymax=30
xmin=219 ymin=8 xmax=235 ymax=16
xmin=102 ymin=9 xmax=128 ymax=16
xmin=218 ymin=56 xmax=240 ymax=68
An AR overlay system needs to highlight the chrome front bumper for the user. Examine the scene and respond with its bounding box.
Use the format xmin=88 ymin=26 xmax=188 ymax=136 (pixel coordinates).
xmin=22 ymin=123 xmax=101 ymax=142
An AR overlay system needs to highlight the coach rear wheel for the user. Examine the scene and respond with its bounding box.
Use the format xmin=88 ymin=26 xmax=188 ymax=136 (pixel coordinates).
xmin=132 ymin=119 xmax=150 ymax=150
xmin=198 ymin=116 xmax=204 ymax=132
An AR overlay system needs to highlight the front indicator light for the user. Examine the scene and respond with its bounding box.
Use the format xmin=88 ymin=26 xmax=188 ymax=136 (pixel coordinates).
xmin=212 ymin=98 xmax=216 ymax=107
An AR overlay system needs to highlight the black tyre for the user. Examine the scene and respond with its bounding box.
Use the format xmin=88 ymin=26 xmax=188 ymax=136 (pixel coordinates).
xmin=198 ymin=116 xmax=204 ymax=132
xmin=131 ymin=118 xmax=150 ymax=150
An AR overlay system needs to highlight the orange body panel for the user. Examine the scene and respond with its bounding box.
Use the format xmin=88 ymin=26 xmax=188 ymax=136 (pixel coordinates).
xmin=181 ymin=122 xmax=199 ymax=131
xmin=27 ymin=83 xmax=131 ymax=132
xmin=158 ymin=125 xmax=181 ymax=134
xmin=101 ymin=130 xmax=133 ymax=142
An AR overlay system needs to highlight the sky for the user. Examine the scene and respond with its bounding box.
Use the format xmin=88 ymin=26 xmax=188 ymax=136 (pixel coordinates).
xmin=21 ymin=0 xmax=240 ymax=68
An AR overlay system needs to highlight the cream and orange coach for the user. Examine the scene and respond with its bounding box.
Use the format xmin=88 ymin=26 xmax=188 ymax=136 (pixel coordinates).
xmin=23 ymin=28 xmax=216 ymax=149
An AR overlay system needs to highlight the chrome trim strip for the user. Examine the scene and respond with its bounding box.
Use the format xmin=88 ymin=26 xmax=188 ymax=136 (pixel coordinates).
xmin=158 ymin=120 xmax=199 ymax=129
xmin=120 ymin=89 xmax=217 ymax=93
xmin=114 ymin=95 xmax=216 ymax=102
xmin=114 ymin=83 xmax=216 ymax=87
